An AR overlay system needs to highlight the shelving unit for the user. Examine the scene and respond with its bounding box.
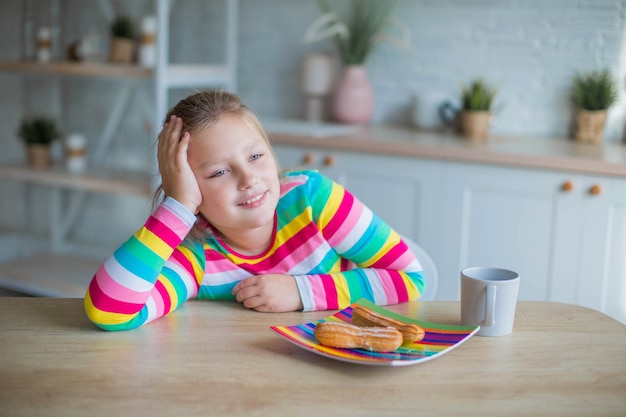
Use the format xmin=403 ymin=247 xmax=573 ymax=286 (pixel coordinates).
xmin=0 ymin=0 xmax=238 ymax=297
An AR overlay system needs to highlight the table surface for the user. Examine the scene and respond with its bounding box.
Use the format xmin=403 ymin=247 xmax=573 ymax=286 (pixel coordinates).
xmin=1 ymin=298 xmax=625 ymax=417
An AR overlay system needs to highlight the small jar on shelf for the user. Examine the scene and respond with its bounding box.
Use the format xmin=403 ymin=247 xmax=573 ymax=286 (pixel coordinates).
xmin=65 ymin=133 xmax=87 ymax=173
xmin=36 ymin=27 xmax=52 ymax=63
xmin=138 ymin=16 xmax=157 ymax=67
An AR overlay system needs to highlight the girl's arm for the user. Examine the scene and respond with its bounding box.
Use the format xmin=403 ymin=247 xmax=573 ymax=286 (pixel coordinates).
xmin=293 ymin=172 xmax=425 ymax=311
xmin=86 ymin=116 xmax=204 ymax=331
xmin=84 ymin=197 xmax=205 ymax=331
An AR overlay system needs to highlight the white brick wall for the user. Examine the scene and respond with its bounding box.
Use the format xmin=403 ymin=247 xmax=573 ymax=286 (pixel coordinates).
xmin=239 ymin=0 xmax=626 ymax=142
xmin=1 ymin=0 xmax=624 ymax=147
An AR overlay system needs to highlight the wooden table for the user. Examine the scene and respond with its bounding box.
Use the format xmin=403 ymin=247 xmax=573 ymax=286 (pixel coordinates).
xmin=1 ymin=298 xmax=625 ymax=417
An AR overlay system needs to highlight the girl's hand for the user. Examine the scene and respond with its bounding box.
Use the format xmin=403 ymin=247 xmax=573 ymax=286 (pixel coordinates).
xmin=157 ymin=115 xmax=202 ymax=214
xmin=232 ymin=274 xmax=303 ymax=312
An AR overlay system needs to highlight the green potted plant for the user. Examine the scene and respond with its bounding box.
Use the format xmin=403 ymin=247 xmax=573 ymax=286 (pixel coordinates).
xmin=459 ymin=78 xmax=498 ymax=141
xmin=304 ymin=0 xmax=405 ymax=124
xmin=17 ymin=116 xmax=60 ymax=169
xmin=109 ymin=15 xmax=136 ymax=64
xmin=572 ymin=69 xmax=619 ymax=144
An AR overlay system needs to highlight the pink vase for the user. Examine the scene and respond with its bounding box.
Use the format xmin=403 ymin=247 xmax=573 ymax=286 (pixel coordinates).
xmin=332 ymin=66 xmax=374 ymax=125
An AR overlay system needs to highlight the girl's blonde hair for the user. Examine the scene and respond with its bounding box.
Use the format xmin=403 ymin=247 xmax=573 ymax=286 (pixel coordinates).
xmin=153 ymin=89 xmax=279 ymax=237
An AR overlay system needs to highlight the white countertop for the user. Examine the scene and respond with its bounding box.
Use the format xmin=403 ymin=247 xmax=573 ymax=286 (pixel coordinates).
xmin=268 ymin=122 xmax=626 ymax=177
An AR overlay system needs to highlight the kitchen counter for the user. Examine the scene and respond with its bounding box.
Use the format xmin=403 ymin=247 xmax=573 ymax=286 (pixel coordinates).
xmin=268 ymin=124 xmax=626 ymax=177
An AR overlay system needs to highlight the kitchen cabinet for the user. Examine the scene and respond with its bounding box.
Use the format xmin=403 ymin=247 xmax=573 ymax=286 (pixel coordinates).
xmin=440 ymin=162 xmax=626 ymax=323
xmin=273 ymin=145 xmax=444 ymax=259
xmin=439 ymin=163 xmax=571 ymax=301
xmin=274 ymin=140 xmax=626 ymax=324
xmin=0 ymin=0 xmax=238 ymax=296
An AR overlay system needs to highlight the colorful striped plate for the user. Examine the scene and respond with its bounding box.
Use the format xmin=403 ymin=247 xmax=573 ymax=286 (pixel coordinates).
xmin=270 ymin=299 xmax=480 ymax=366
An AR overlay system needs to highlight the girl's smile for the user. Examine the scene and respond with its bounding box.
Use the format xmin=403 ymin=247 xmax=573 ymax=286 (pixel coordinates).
xmin=239 ymin=190 xmax=268 ymax=207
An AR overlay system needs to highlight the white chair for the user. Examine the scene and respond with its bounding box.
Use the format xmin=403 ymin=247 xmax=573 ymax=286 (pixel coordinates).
xmin=401 ymin=236 xmax=439 ymax=301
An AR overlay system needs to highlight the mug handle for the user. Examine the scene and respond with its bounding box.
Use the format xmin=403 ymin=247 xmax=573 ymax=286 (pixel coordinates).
xmin=489 ymin=102 xmax=505 ymax=127
xmin=438 ymin=101 xmax=458 ymax=127
xmin=483 ymin=284 xmax=496 ymax=326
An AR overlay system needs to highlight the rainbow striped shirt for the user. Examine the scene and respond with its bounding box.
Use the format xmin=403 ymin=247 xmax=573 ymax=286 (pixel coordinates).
xmin=84 ymin=170 xmax=424 ymax=331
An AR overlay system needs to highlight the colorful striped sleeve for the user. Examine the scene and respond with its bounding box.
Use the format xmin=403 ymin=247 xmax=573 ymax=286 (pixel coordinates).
xmin=292 ymin=171 xmax=425 ymax=311
xmin=84 ymin=197 xmax=204 ymax=331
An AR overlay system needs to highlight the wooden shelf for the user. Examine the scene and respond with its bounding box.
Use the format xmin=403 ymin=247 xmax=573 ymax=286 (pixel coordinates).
xmin=0 ymin=253 xmax=102 ymax=297
xmin=0 ymin=61 xmax=235 ymax=87
xmin=0 ymin=60 xmax=153 ymax=79
xmin=0 ymin=163 xmax=153 ymax=197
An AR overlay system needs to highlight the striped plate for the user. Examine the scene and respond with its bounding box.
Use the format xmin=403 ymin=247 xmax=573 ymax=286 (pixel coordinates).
xmin=270 ymin=299 xmax=480 ymax=366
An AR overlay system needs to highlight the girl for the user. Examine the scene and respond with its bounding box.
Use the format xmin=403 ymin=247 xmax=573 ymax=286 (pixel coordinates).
xmin=84 ymin=90 xmax=424 ymax=331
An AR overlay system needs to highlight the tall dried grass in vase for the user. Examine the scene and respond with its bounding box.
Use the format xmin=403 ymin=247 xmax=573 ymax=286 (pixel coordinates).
xmin=304 ymin=0 xmax=407 ymax=124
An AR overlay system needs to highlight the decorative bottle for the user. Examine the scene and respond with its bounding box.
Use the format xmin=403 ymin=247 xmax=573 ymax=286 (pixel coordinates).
xmin=138 ymin=16 xmax=157 ymax=67
xmin=36 ymin=27 xmax=52 ymax=62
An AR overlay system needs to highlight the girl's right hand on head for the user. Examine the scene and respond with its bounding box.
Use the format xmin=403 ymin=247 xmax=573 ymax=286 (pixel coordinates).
xmin=157 ymin=115 xmax=203 ymax=214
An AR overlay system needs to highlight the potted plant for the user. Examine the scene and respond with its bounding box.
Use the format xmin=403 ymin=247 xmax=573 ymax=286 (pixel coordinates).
xmin=17 ymin=116 xmax=60 ymax=169
xmin=572 ymin=69 xmax=619 ymax=144
xmin=304 ymin=0 xmax=404 ymax=124
xmin=459 ymin=79 xmax=497 ymax=141
xmin=109 ymin=15 xmax=136 ymax=64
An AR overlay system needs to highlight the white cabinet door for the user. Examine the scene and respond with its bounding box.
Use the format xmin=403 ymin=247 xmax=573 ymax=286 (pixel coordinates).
xmin=273 ymin=145 xmax=444 ymax=263
xmin=538 ymin=173 xmax=626 ymax=323
xmin=441 ymin=162 xmax=626 ymax=323
xmin=573 ymin=176 xmax=626 ymax=323
xmin=441 ymin=162 xmax=578 ymax=302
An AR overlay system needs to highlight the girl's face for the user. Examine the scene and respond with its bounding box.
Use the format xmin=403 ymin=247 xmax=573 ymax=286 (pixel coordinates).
xmin=187 ymin=115 xmax=280 ymax=237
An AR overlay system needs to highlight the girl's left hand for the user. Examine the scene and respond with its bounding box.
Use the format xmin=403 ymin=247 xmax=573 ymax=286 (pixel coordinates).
xmin=232 ymin=274 xmax=303 ymax=312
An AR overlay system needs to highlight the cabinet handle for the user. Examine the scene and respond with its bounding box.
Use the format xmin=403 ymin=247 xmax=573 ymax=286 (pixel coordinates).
xmin=302 ymin=153 xmax=315 ymax=165
xmin=323 ymin=154 xmax=336 ymax=166
xmin=589 ymin=184 xmax=602 ymax=196
xmin=561 ymin=180 xmax=574 ymax=192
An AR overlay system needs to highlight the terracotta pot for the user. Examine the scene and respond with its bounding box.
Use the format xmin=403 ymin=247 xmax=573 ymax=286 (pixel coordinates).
xmin=26 ymin=144 xmax=52 ymax=169
xmin=332 ymin=66 xmax=374 ymax=125
xmin=461 ymin=111 xmax=491 ymax=141
xmin=575 ymin=110 xmax=607 ymax=145
xmin=109 ymin=37 xmax=135 ymax=64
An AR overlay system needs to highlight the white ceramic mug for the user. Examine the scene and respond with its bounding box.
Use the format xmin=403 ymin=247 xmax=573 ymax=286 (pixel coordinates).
xmin=412 ymin=92 xmax=448 ymax=130
xmin=460 ymin=267 xmax=520 ymax=336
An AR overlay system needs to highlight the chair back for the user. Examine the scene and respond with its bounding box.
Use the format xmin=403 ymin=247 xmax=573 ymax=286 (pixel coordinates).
xmin=401 ymin=236 xmax=438 ymax=301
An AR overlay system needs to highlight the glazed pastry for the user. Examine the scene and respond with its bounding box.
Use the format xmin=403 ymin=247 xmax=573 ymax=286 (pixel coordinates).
xmin=314 ymin=321 xmax=403 ymax=352
xmin=351 ymin=305 xmax=425 ymax=344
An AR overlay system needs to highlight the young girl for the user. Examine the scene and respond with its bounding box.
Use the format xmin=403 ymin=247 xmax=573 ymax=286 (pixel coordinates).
xmin=84 ymin=90 xmax=424 ymax=331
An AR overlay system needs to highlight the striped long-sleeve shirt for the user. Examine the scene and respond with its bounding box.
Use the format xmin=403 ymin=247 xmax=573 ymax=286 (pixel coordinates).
xmin=84 ymin=170 xmax=424 ymax=331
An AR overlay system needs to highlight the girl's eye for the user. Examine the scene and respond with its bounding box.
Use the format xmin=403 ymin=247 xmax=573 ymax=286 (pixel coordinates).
xmin=249 ymin=153 xmax=262 ymax=161
xmin=210 ymin=169 xmax=228 ymax=178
